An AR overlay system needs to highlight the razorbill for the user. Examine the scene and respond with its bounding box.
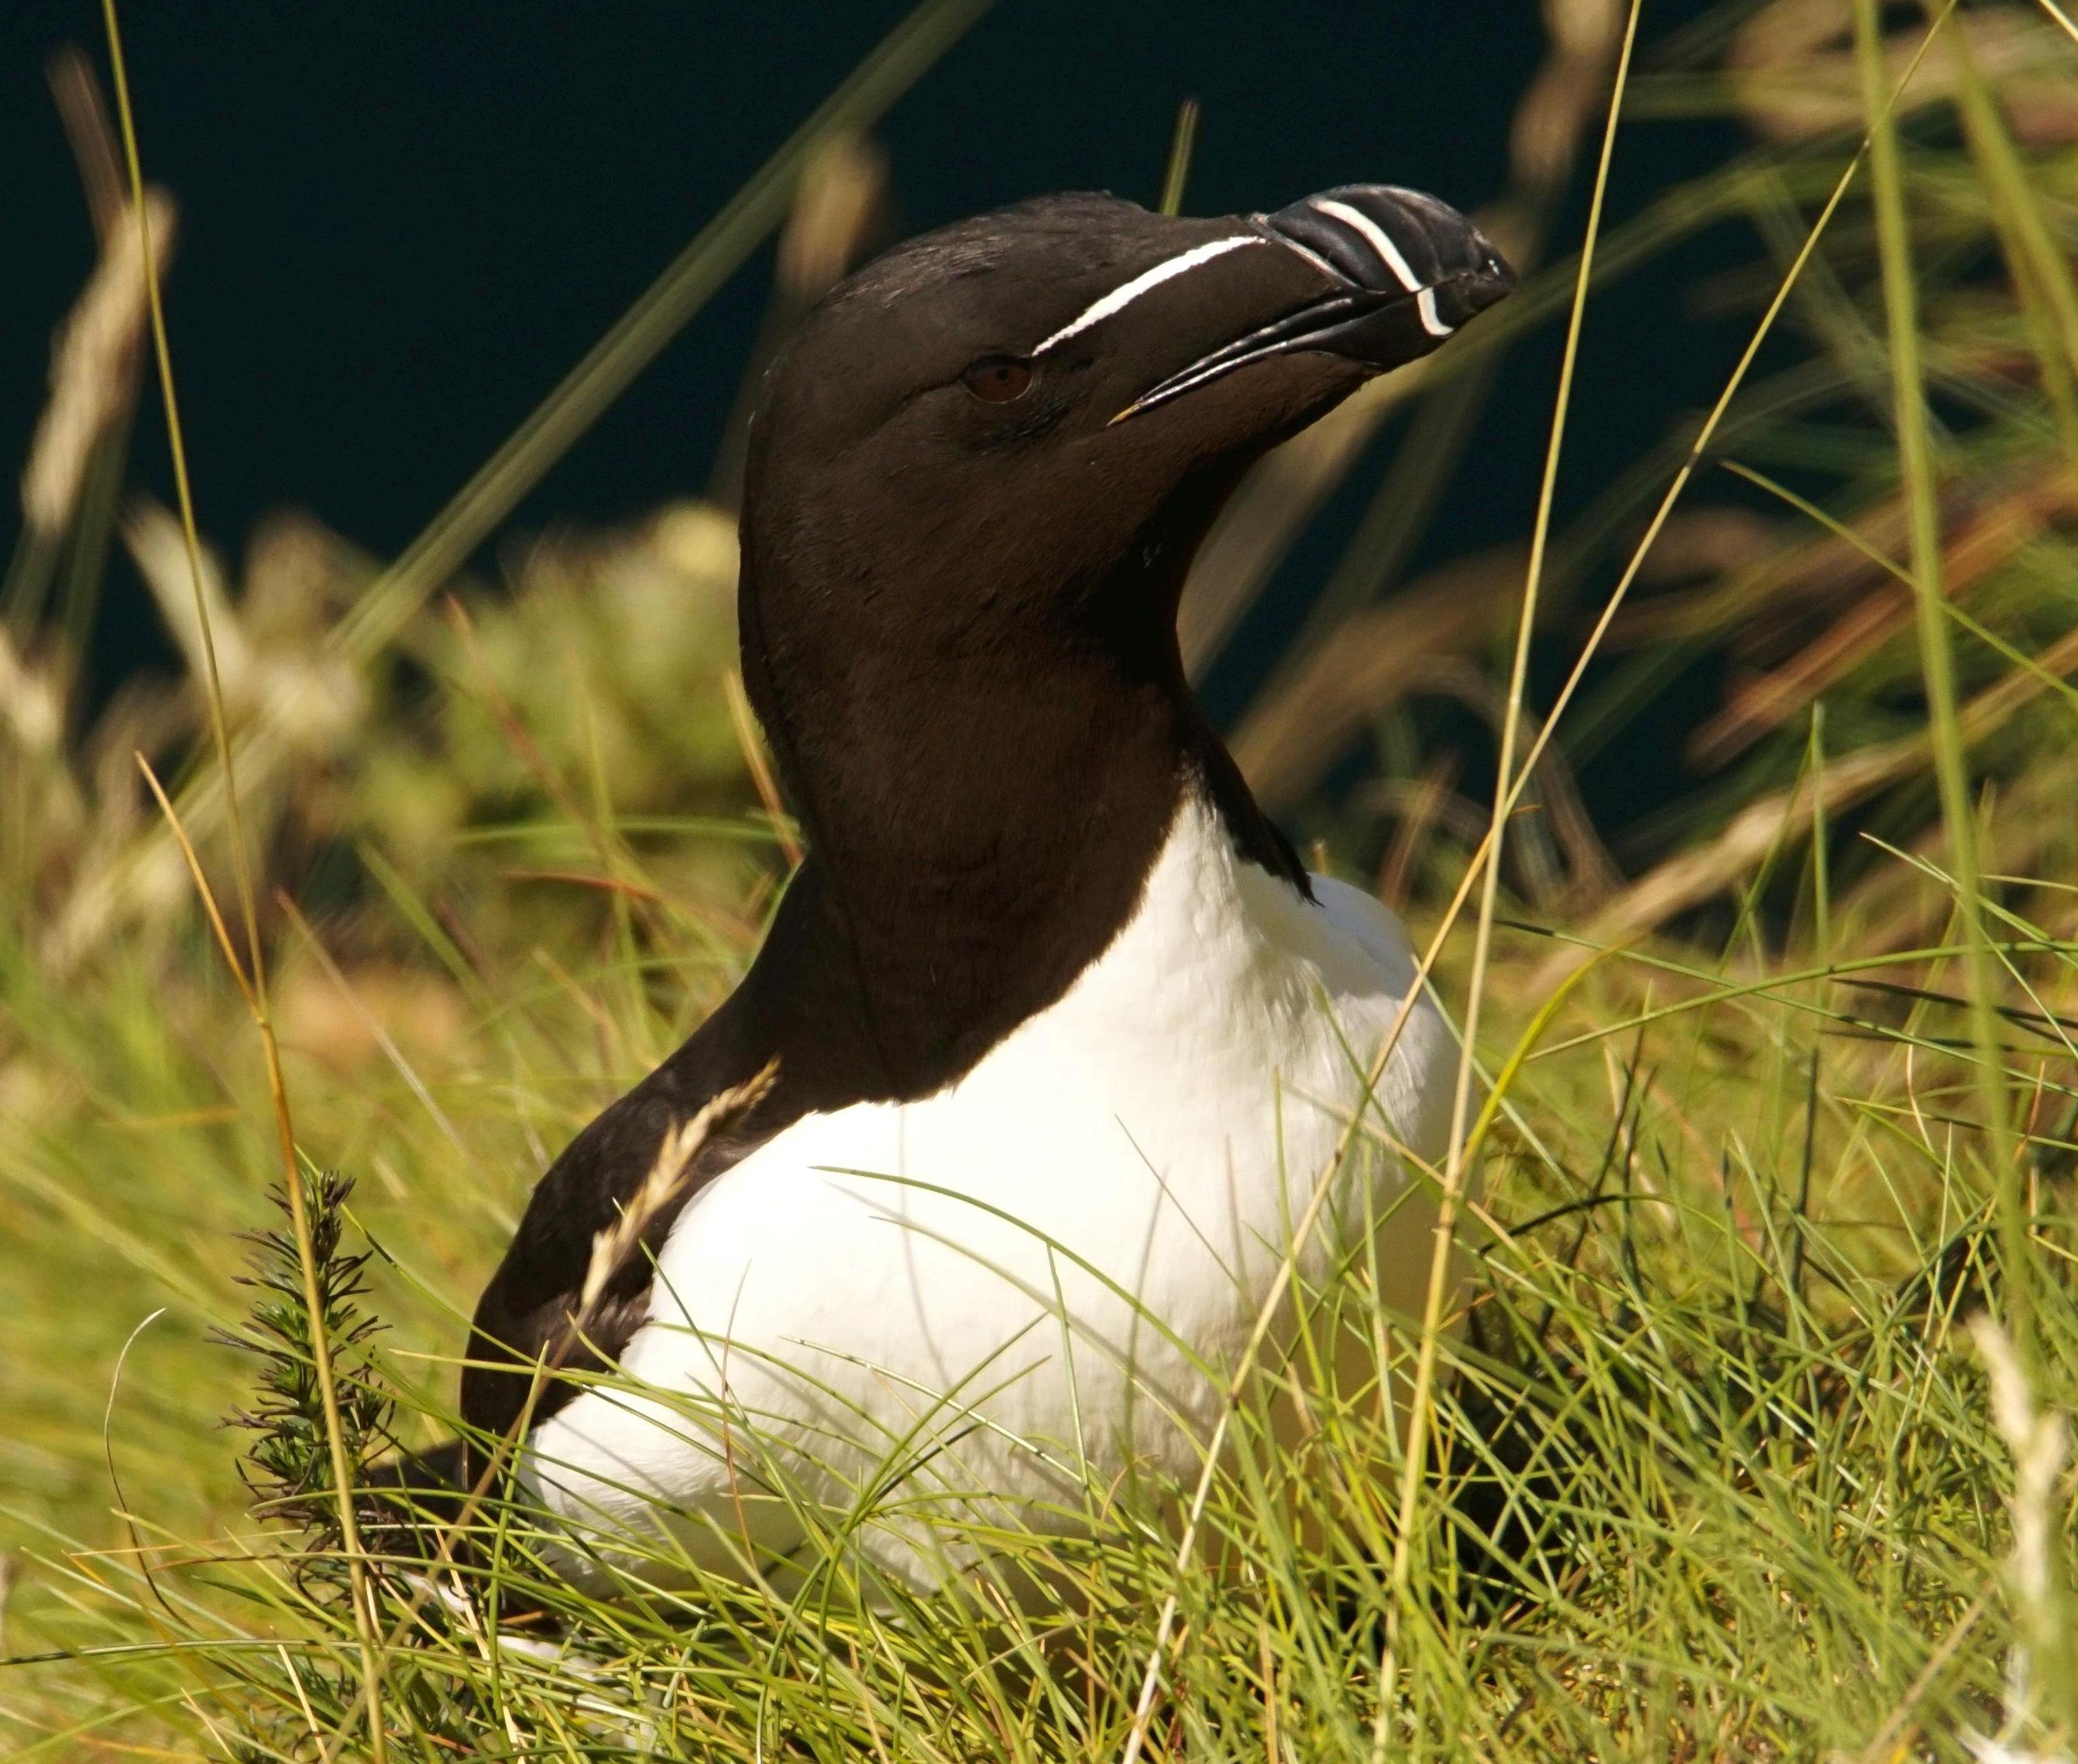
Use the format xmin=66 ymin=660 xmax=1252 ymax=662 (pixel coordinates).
xmin=459 ymin=183 xmax=1516 ymax=1595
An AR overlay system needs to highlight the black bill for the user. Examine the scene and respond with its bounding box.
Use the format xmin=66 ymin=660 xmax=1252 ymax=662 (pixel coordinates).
xmin=1111 ymin=184 xmax=1516 ymax=424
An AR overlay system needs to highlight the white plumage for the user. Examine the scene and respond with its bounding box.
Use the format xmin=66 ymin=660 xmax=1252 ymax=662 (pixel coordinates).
xmin=523 ymin=794 xmax=1457 ymax=1594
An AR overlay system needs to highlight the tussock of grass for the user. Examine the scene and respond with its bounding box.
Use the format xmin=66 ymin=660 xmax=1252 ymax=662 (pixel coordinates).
xmin=7 ymin=0 xmax=2078 ymax=1759
xmin=8 ymin=939 xmax=2074 ymax=1759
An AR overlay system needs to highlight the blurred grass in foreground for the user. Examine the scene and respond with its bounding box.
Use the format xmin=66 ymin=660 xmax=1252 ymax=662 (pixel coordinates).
xmin=4 ymin=0 xmax=2078 ymax=1758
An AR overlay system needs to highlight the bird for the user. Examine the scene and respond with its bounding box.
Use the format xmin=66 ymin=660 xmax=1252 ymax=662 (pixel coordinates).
xmin=455 ymin=182 xmax=1516 ymax=1599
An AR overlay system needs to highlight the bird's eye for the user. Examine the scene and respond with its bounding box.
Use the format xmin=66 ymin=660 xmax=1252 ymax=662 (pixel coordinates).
xmin=960 ymin=355 xmax=1034 ymax=403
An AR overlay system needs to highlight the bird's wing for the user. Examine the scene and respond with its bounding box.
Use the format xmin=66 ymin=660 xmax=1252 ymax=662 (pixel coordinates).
xmin=457 ymin=860 xmax=881 ymax=1457
xmin=459 ymin=1038 xmax=779 ymax=1450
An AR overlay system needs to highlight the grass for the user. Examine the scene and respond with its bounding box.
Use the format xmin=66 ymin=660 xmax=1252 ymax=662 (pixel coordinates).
xmin=5 ymin=0 xmax=2078 ymax=1759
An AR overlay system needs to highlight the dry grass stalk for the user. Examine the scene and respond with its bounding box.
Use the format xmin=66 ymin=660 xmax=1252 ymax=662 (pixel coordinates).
xmin=1376 ymin=2 xmax=1644 ymax=1725
xmin=1511 ymin=0 xmax=1627 ymax=201
xmin=1612 ymin=495 xmax=1901 ymax=649
xmin=0 ymin=631 xmax=63 ymax=757
xmin=1967 ymin=1316 xmax=2072 ymax=1759
xmin=1729 ymin=0 xmax=2072 ymax=146
xmin=46 ymin=46 xmax=126 ymax=239
xmin=122 ymin=498 xmax=253 ymax=697
xmin=775 ymin=132 xmax=888 ymax=302
xmin=1629 ymin=505 xmax=1781 ymax=588
xmin=1541 ymin=623 xmax=2078 ymax=981
xmin=1611 ymin=465 xmax=2043 ymax=654
xmin=1691 ymin=472 xmax=2076 ymax=766
xmin=20 ymin=187 xmax=173 ymax=541
xmin=1973 ymin=1316 xmax=2068 ymax=1636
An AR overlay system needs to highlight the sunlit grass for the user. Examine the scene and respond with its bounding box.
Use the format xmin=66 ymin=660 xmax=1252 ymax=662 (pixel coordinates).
xmin=5 ymin=0 xmax=2078 ymax=1759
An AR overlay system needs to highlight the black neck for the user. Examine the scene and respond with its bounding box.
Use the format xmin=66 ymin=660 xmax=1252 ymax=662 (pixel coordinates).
xmin=722 ymin=501 xmax=1306 ymax=1105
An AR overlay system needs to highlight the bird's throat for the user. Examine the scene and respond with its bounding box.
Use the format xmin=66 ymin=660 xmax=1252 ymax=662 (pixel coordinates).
xmin=732 ymin=499 xmax=1307 ymax=1099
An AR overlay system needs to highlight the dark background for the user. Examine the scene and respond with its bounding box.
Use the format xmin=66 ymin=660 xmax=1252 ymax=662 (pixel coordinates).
xmin=5 ymin=1 xmax=1742 ymax=829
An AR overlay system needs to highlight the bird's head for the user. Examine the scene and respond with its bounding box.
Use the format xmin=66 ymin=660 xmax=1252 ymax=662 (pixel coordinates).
xmin=737 ymin=184 xmax=1514 ymax=819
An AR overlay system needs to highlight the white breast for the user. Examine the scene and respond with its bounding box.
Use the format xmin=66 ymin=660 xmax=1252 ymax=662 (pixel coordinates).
xmin=523 ymin=798 xmax=1457 ymax=1594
